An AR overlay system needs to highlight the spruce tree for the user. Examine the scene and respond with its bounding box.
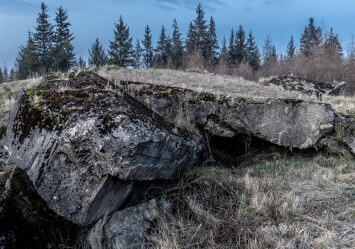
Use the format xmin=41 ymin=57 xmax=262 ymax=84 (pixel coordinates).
xmin=9 ymin=69 xmax=16 ymax=82
xmin=77 ymin=57 xmax=86 ymax=70
xmin=246 ymin=31 xmax=260 ymax=71
xmin=186 ymin=22 xmax=197 ymax=53
xmin=286 ymin=35 xmax=296 ymax=60
xmin=53 ymin=6 xmax=76 ymax=71
xmin=33 ymin=2 xmax=53 ymax=71
xmin=171 ymin=19 xmax=184 ymax=69
xmin=142 ymin=25 xmax=153 ymax=68
xmin=133 ymin=39 xmax=142 ymax=68
xmin=219 ymin=37 xmax=229 ymax=67
xmin=300 ymin=17 xmax=322 ymax=56
xmin=155 ymin=25 xmax=169 ymax=66
xmin=235 ymin=25 xmax=247 ymax=65
xmin=262 ymin=35 xmax=274 ymax=64
xmin=108 ymin=16 xmax=134 ymax=67
xmin=193 ymin=3 xmax=208 ymax=57
xmin=3 ymin=67 xmax=8 ymax=83
xmin=228 ymin=28 xmax=236 ymax=65
xmin=206 ymin=16 xmax=219 ymax=65
xmin=323 ymin=28 xmax=342 ymax=56
xmin=16 ymin=32 xmax=40 ymax=79
xmin=88 ymin=38 xmax=107 ymax=68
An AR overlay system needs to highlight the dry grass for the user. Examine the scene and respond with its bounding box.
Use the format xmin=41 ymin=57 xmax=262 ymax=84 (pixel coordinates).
xmin=98 ymin=66 xmax=355 ymax=117
xmin=98 ymin=66 xmax=319 ymax=102
xmin=0 ymin=77 xmax=42 ymax=127
xmin=148 ymin=155 xmax=355 ymax=248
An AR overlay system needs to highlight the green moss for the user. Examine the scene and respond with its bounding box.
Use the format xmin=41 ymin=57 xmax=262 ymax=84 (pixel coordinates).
xmin=211 ymin=148 xmax=234 ymax=165
xmin=188 ymin=92 xmax=216 ymax=103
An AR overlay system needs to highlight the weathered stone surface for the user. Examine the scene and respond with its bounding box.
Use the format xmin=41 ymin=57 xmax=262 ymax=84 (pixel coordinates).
xmin=87 ymin=199 xmax=158 ymax=249
xmin=4 ymin=72 xmax=199 ymax=225
xmin=118 ymin=81 xmax=334 ymax=149
xmin=318 ymin=138 xmax=351 ymax=156
xmin=331 ymin=116 xmax=355 ymax=155
xmin=0 ymin=166 xmax=80 ymax=248
xmin=263 ymin=75 xmax=346 ymax=99
xmin=0 ymin=144 xmax=9 ymax=172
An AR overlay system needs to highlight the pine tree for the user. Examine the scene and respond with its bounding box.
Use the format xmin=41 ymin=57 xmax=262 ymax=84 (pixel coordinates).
xmin=9 ymin=69 xmax=16 ymax=82
xmin=300 ymin=17 xmax=322 ymax=56
xmin=246 ymin=31 xmax=260 ymax=71
xmin=133 ymin=39 xmax=142 ymax=68
xmin=206 ymin=16 xmax=219 ymax=65
xmin=228 ymin=28 xmax=236 ymax=65
xmin=142 ymin=25 xmax=153 ymax=68
xmin=171 ymin=19 xmax=184 ymax=69
xmin=108 ymin=16 xmax=134 ymax=67
xmin=16 ymin=32 xmax=40 ymax=79
xmin=77 ymin=57 xmax=86 ymax=70
xmin=323 ymin=28 xmax=343 ymax=56
xmin=88 ymin=38 xmax=107 ymax=68
xmin=262 ymin=35 xmax=275 ymax=64
xmin=194 ymin=3 xmax=208 ymax=57
xmin=286 ymin=35 xmax=296 ymax=60
xmin=235 ymin=25 xmax=247 ymax=65
xmin=186 ymin=22 xmax=197 ymax=53
xmin=3 ymin=67 xmax=8 ymax=83
xmin=52 ymin=6 xmax=76 ymax=71
xmin=33 ymin=2 xmax=53 ymax=71
xmin=186 ymin=3 xmax=208 ymax=57
xmin=155 ymin=25 xmax=169 ymax=66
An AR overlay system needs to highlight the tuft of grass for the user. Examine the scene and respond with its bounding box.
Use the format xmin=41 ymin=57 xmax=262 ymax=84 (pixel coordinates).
xmin=148 ymin=155 xmax=355 ymax=248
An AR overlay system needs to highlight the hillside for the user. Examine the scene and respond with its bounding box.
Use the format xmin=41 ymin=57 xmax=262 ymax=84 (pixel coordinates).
xmin=0 ymin=68 xmax=354 ymax=249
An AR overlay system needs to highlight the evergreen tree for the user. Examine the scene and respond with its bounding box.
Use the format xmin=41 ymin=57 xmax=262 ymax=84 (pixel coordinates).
xmin=3 ymin=67 xmax=8 ymax=83
xmin=262 ymin=35 xmax=275 ymax=64
xmin=88 ymin=38 xmax=107 ymax=68
xmin=77 ymin=57 xmax=86 ymax=70
xmin=53 ymin=6 xmax=76 ymax=71
xmin=108 ymin=16 xmax=134 ymax=67
xmin=300 ymin=17 xmax=322 ymax=56
xmin=323 ymin=28 xmax=343 ymax=56
xmin=155 ymin=25 xmax=169 ymax=66
xmin=133 ymin=39 xmax=142 ymax=68
xmin=186 ymin=22 xmax=197 ymax=53
xmin=246 ymin=31 xmax=260 ymax=71
xmin=171 ymin=19 xmax=184 ymax=69
xmin=33 ymin=2 xmax=53 ymax=71
xmin=206 ymin=16 xmax=219 ymax=65
xmin=142 ymin=25 xmax=153 ymax=68
xmin=194 ymin=3 xmax=208 ymax=57
xmin=16 ymin=32 xmax=40 ymax=79
xmin=0 ymin=68 xmax=2 ymax=84
xmin=9 ymin=69 xmax=16 ymax=82
xmin=235 ymin=25 xmax=247 ymax=65
xmin=228 ymin=28 xmax=236 ymax=65
xmin=186 ymin=3 xmax=208 ymax=57
xmin=286 ymin=35 xmax=296 ymax=60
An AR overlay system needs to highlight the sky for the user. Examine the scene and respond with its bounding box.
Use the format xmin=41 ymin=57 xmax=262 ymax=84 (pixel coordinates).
xmin=0 ymin=0 xmax=355 ymax=68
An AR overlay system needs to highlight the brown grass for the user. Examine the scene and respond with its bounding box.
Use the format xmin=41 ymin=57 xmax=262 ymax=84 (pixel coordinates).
xmin=148 ymin=155 xmax=355 ymax=248
xmin=97 ymin=66 xmax=355 ymax=117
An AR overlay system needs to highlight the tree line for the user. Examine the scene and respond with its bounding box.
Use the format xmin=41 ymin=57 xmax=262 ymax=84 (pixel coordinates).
xmin=7 ymin=2 xmax=351 ymax=89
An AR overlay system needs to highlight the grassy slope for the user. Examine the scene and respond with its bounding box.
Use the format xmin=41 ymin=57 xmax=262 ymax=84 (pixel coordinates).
xmin=149 ymin=156 xmax=355 ymax=249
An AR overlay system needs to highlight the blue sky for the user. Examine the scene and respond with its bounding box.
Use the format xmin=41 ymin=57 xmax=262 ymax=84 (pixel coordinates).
xmin=0 ymin=0 xmax=355 ymax=68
